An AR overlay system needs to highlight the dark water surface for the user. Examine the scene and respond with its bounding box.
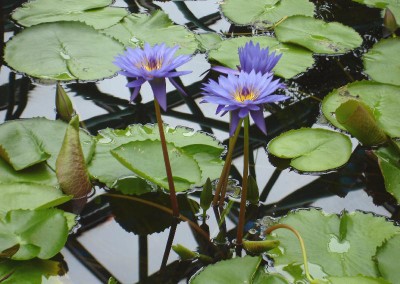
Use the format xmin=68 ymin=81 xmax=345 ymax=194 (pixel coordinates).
xmin=1 ymin=0 xmax=399 ymax=283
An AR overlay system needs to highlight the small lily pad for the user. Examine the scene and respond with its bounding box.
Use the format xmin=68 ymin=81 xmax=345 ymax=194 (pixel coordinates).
xmin=208 ymin=36 xmax=314 ymax=79
xmin=220 ymin=0 xmax=315 ymax=26
xmin=0 ymin=209 xmax=69 ymax=260
xmin=321 ymin=81 xmax=400 ymax=138
xmin=4 ymin=22 xmax=124 ymax=81
xmin=363 ymin=38 xmax=400 ymax=86
xmin=267 ymin=128 xmax=352 ymax=172
xmin=275 ymin=16 xmax=362 ymax=54
xmin=267 ymin=209 xmax=400 ymax=278
xmin=102 ymin=10 xmax=198 ymax=55
xmin=12 ymin=0 xmax=128 ymax=29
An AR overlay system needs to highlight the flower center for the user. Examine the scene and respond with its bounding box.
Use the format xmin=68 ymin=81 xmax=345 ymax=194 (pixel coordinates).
xmin=234 ymin=86 xmax=257 ymax=102
xmin=141 ymin=57 xmax=163 ymax=71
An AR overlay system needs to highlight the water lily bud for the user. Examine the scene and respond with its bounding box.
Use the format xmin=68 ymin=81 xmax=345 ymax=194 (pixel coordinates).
xmin=242 ymin=239 xmax=280 ymax=253
xmin=200 ymin=178 xmax=213 ymax=213
xmin=335 ymin=100 xmax=388 ymax=146
xmin=246 ymin=175 xmax=259 ymax=205
xmin=56 ymin=83 xmax=75 ymax=122
xmin=172 ymin=244 xmax=198 ymax=260
xmin=384 ymin=8 xmax=398 ymax=34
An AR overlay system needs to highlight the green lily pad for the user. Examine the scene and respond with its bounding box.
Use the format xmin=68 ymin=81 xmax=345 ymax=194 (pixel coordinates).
xmin=0 ymin=184 xmax=71 ymax=215
xmin=363 ymin=38 xmax=400 ymax=86
xmin=220 ymin=0 xmax=315 ymax=26
xmin=88 ymin=124 xmax=224 ymax=193
xmin=374 ymin=142 xmax=400 ymax=203
xmin=376 ymin=234 xmax=400 ymax=283
xmin=208 ymin=36 xmax=314 ymax=79
xmin=195 ymin=33 xmax=223 ymax=52
xmin=102 ymin=10 xmax=198 ymax=55
xmin=352 ymin=0 xmax=400 ymax=25
xmin=12 ymin=0 xmax=128 ymax=29
xmin=0 ymin=209 xmax=69 ymax=260
xmin=4 ymin=22 xmax=124 ymax=81
xmin=267 ymin=209 xmax=400 ymax=279
xmin=267 ymin=128 xmax=352 ymax=172
xmin=328 ymin=276 xmax=391 ymax=284
xmin=275 ymin=16 xmax=362 ymax=54
xmin=0 ymin=258 xmax=63 ymax=284
xmin=321 ymin=81 xmax=400 ymax=138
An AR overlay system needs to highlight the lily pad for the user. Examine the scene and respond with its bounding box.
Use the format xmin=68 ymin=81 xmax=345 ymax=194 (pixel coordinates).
xmin=275 ymin=16 xmax=362 ymax=54
xmin=328 ymin=276 xmax=391 ymax=284
xmin=195 ymin=33 xmax=223 ymax=52
xmin=4 ymin=22 xmax=124 ymax=81
xmin=321 ymin=81 xmax=400 ymax=138
xmin=352 ymin=0 xmax=400 ymax=25
xmin=0 ymin=259 xmax=63 ymax=284
xmin=376 ymin=234 xmax=400 ymax=283
xmin=102 ymin=10 xmax=198 ymax=55
xmin=363 ymin=38 xmax=400 ymax=86
xmin=0 ymin=184 xmax=71 ymax=215
xmin=12 ymin=0 xmax=128 ymax=29
xmin=0 ymin=209 xmax=69 ymax=260
xmin=220 ymin=0 xmax=315 ymax=26
xmin=267 ymin=128 xmax=352 ymax=172
xmin=88 ymin=124 xmax=224 ymax=193
xmin=267 ymin=209 xmax=400 ymax=278
xmin=208 ymin=36 xmax=314 ymax=79
xmin=374 ymin=142 xmax=400 ymax=203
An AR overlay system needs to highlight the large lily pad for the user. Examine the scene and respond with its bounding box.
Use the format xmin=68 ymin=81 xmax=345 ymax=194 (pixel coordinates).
xmin=275 ymin=16 xmax=362 ymax=54
xmin=376 ymin=234 xmax=400 ymax=283
xmin=220 ymin=0 xmax=315 ymax=26
xmin=352 ymin=0 xmax=400 ymax=25
xmin=102 ymin=10 xmax=198 ymax=55
xmin=267 ymin=209 xmax=400 ymax=279
xmin=363 ymin=38 xmax=400 ymax=86
xmin=12 ymin=0 xmax=128 ymax=29
xmin=321 ymin=81 xmax=400 ymax=138
xmin=208 ymin=36 xmax=314 ymax=79
xmin=0 ymin=209 xmax=69 ymax=260
xmin=88 ymin=124 xmax=224 ymax=193
xmin=267 ymin=128 xmax=352 ymax=172
xmin=328 ymin=276 xmax=391 ymax=284
xmin=375 ymin=142 xmax=400 ymax=203
xmin=4 ymin=22 xmax=124 ymax=81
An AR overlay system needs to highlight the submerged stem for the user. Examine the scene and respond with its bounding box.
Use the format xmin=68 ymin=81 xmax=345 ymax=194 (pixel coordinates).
xmin=154 ymin=100 xmax=179 ymax=217
xmin=265 ymin=224 xmax=318 ymax=283
xmin=236 ymin=116 xmax=249 ymax=246
xmin=212 ymin=118 xmax=243 ymax=206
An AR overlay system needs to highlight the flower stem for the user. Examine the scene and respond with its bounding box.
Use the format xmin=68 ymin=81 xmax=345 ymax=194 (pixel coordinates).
xmin=236 ymin=116 xmax=250 ymax=246
xmin=265 ymin=224 xmax=318 ymax=284
xmin=154 ymin=99 xmax=179 ymax=217
xmin=212 ymin=119 xmax=243 ymax=207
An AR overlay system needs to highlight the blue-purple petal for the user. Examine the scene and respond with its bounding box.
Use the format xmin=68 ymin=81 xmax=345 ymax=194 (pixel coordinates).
xmin=149 ymin=78 xmax=167 ymax=111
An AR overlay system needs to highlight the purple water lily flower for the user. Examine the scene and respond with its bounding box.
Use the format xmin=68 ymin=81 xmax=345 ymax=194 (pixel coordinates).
xmin=202 ymin=70 xmax=288 ymax=136
xmin=113 ymin=43 xmax=191 ymax=111
xmin=213 ymin=41 xmax=282 ymax=76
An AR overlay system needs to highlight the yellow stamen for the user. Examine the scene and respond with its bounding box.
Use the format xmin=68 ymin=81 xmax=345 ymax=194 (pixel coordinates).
xmin=142 ymin=57 xmax=163 ymax=71
xmin=233 ymin=87 xmax=258 ymax=102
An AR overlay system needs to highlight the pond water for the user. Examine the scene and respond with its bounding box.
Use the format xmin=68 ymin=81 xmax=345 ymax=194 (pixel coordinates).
xmin=1 ymin=0 xmax=399 ymax=283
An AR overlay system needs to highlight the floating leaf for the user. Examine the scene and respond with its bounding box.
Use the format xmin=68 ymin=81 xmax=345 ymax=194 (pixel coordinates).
xmin=0 ymin=184 xmax=71 ymax=215
xmin=4 ymin=22 xmax=123 ymax=81
xmin=0 ymin=122 xmax=49 ymax=170
xmin=208 ymin=36 xmax=314 ymax=79
xmin=0 ymin=209 xmax=69 ymax=260
xmin=374 ymin=142 xmax=400 ymax=202
xmin=267 ymin=128 xmax=352 ymax=172
xmin=12 ymin=0 xmax=128 ymax=29
xmin=267 ymin=209 xmax=400 ymax=278
xmin=56 ymin=116 xmax=92 ymax=198
xmin=335 ymin=100 xmax=388 ymax=145
xmin=352 ymin=0 xmax=400 ymax=25
xmin=321 ymin=81 xmax=400 ymax=138
xmin=102 ymin=11 xmax=198 ymax=55
xmin=363 ymin=38 xmax=400 ymax=86
xmin=0 ymin=258 xmax=63 ymax=284
xmin=376 ymin=234 xmax=400 ymax=283
xmin=275 ymin=16 xmax=362 ymax=54
xmin=220 ymin=0 xmax=314 ymax=26
xmin=328 ymin=276 xmax=391 ymax=284
xmin=195 ymin=33 xmax=223 ymax=52
xmin=88 ymin=124 xmax=224 ymax=193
